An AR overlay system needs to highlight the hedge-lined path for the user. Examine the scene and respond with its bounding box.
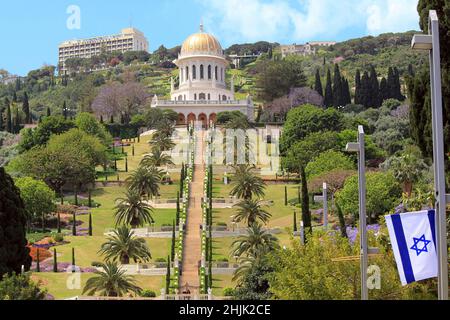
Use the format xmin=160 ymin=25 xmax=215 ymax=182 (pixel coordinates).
xmin=179 ymin=129 xmax=205 ymax=290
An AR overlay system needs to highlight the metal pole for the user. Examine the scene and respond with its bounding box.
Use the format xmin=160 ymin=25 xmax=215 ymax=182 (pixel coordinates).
xmin=358 ymin=125 xmax=368 ymax=300
xmin=428 ymin=10 xmax=448 ymax=300
xmin=323 ymin=183 xmax=328 ymax=230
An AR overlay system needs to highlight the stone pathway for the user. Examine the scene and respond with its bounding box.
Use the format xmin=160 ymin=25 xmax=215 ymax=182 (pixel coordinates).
xmin=179 ymin=129 xmax=205 ymax=289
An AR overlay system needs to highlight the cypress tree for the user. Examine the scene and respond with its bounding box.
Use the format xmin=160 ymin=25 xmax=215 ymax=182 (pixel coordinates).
xmin=13 ymin=107 xmax=20 ymax=134
xmin=176 ymin=191 xmax=180 ymax=226
xmin=71 ymin=248 xmax=76 ymax=273
xmin=407 ymin=64 xmax=415 ymax=77
xmin=53 ymin=249 xmax=58 ymax=273
xmin=336 ymin=203 xmax=348 ymax=238
xmin=100 ymin=115 xmax=104 ymax=123
xmin=72 ymin=212 xmax=76 ymax=236
xmin=284 ymin=186 xmax=288 ymax=206
xmin=5 ymin=98 xmax=12 ymax=133
xmin=22 ymin=92 xmax=30 ymax=124
xmin=165 ymin=256 xmax=171 ymax=293
xmin=300 ymin=166 xmax=312 ymax=236
xmin=132 ymin=144 xmax=135 ymax=156
xmin=88 ymin=189 xmax=92 ymax=207
xmin=57 ymin=213 xmax=61 ymax=233
xmin=36 ymin=249 xmax=40 ymax=273
xmin=314 ymin=69 xmax=323 ymax=97
xmin=0 ymin=106 xmax=3 ymax=131
xmin=208 ymin=259 xmax=213 ymax=289
xmin=12 ymin=92 xmax=17 ymax=103
xmin=342 ymin=77 xmax=351 ymax=105
xmin=387 ymin=67 xmax=395 ymax=99
xmin=379 ymin=77 xmax=388 ymax=103
xmin=88 ymin=213 xmax=93 ymax=236
xmin=74 ymin=186 xmax=78 ymax=206
xmin=354 ymin=70 xmax=362 ymax=105
xmin=332 ymin=64 xmax=343 ymax=107
xmin=361 ymin=71 xmax=370 ymax=108
xmin=293 ymin=210 xmax=298 ymax=232
xmin=110 ymin=115 xmax=114 ymax=124
xmin=125 ymin=157 xmax=128 ymax=172
xmin=171 ymin=220 xmax=176 ymax=261
xmin=0 ymin=167 xmax=33 ymax=276
xmin=393 ymin=67 xmax=404 ymax=101
xmin=46 ymin=107 xmax=51 ymax=117
xmin=324 ymin=69 xmax=333 ymax=107
xmin=369 ymin=65 xmax=380 ymax=108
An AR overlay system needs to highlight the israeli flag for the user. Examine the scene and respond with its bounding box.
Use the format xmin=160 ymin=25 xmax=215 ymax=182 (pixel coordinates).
xmin=385 ymin=210 xmax=438 ymax=286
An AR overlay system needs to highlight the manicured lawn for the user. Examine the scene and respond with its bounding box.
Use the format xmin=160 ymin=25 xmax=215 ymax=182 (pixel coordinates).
xmin=211 ymin=274 xmax=235 ymax=296
xmin=32 ymin=272 xmax=164 ymax=300
xmin=52 ymin=237 xmax=171 ymax=267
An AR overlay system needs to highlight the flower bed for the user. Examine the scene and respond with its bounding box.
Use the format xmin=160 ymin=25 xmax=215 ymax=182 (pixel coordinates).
xmin=28 ymin=246 xmax=52 ymax=262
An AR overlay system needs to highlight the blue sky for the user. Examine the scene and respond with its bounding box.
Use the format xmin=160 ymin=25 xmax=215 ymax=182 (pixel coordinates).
xmin=0 ymin=0 xmax=421 ymax=76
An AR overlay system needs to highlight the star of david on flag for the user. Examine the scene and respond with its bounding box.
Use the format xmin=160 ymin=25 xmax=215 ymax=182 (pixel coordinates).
xmin=385 ymin=210 xmax=438 ymax=286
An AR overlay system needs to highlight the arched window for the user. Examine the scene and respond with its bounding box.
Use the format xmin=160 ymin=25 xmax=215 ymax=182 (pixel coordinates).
xmin=200 ymin=65 xmax=204 ymax=79
xmin=193 ymin=65 xmax=197 ymax=79
xmin=178 ymin=95 xmax=183 ymax=101
xmin=207 ymin=93 xmax=211 ymax=100
xmin=199 ymin=93 xmax=206 ymax=100
xmin=215 ymin=66 xmax=218 ymax=80
xmin=186 ymin=66 xmax=189 ymax=80
xmin=194 ymin=93 xmax=197 ymax=100
xmin=208 ymin=65 xmax=212 ymax=80
xmin=221 ymin=68 xmax=223 ymax=82
xmin=222 ymin=95 xmax=227 ymax=101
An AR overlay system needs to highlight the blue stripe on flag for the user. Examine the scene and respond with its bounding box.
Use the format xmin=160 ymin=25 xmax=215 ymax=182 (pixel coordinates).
xmin=391 ymin=214 xmax=416 ymax=284
xmin=428 ymin=210 xmax=437 ymax=250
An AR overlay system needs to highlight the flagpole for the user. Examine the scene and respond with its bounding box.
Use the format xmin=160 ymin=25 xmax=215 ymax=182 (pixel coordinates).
xmin=346 ymin=125 xmax=368 ymax=300
xmin=412 ymin=10 xmax=449 ymax=300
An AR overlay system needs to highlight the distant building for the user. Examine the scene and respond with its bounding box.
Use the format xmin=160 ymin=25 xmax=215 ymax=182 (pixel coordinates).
xmin=280 ymin=41 xmax=336 ymax=58
xmin=58 ymin=28 xmax=149 ymax=73
xmin=0 ymin=75 xmax=23 ymax=85
xmin=151 ymin=23 xmax=254 ymax=127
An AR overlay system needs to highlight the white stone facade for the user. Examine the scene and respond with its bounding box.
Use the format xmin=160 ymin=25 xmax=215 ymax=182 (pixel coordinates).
xmin=152 ymin=25 xmax=254 ymax=127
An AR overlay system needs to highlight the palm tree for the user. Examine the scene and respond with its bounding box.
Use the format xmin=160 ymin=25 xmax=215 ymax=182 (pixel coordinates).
xmin=99 ymin=226 xmax=152 ymax=264
xmin=141 ymin=148 xmax=174 ymax=168
xmin=231 ymin=223 xmax=279 ymax=258
xmin=82 ymin=262 xmax=142 ymax=297
xmin=114 ymin=189 xmax=154 ymax=228
xmin=126 ymin=166 xmax=162 ymax=198
xmin=230 ymin=165 xmax=266 ymax=200
xmin=150 ymin=133 xmax=175 ymax=152
xmin=233 ymin=199 xmax=272 ymax=227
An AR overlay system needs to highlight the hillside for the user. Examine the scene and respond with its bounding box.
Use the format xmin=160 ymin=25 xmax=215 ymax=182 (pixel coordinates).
xmin=0 ymin=31 xmax=427 ymax=121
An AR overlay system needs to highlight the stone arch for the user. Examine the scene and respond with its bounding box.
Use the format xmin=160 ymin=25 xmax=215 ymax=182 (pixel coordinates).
xmin=209 ymin=113 xmax=217 ymax=125
xmin=177 ymin=113 xmax=186 ymax=125
xmin=222 ymin=95 xmax=227 ymax=101
xmin=199 ymin=93 xmax=206 ymax=100
xmin=193 ymin=65 xmax=197 ymax=80
xmin=208 ymin=65 xmax=212 ymax=80
xmin=187 ymin=113 xmax=196 ymax=124
xmin=178 ymin=95 xmax=183 ymax=101
xmin=200 ymin=65 xmax=204 ymax=79
xmin=198 ymin=113 xmax=208 ymax=129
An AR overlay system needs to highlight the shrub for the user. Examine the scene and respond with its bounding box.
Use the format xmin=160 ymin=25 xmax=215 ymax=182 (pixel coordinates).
xmin=216 ymin=222 xmax=228 ymax=227
xmin=57 ymin=204 xmax=77 ymax=215
xmin=140 ymin=289 xmax=156 ymax=298
xmin=223 ymin=287 xmax=235 ymax=297
xmin=91 ymin=261 xmax=103 ymax=268
xmin=154 ymin=258 xmax=166 ymax=263
xmin=51 ymin=233 xmax=64 ymax=243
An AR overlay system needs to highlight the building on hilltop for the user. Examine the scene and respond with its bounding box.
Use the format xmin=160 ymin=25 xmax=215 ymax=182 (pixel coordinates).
xmin=280 ymin=41 xmax=336 ymax=58
xmin=151 ymin=23 xmax=255 ymax=128
xmin=58 ymin=28 xmax=149 ymax=74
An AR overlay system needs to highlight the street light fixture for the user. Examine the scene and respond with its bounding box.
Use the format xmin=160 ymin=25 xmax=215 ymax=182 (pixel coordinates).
xmin=346 ymin=125 xmax=368 ymax=301
xmin=411 ymin=10 xmax=448 ymax=301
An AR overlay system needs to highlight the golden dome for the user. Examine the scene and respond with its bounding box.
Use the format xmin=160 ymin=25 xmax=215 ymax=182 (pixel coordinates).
xmin=180 ymin=26 xmax=223 ymax=57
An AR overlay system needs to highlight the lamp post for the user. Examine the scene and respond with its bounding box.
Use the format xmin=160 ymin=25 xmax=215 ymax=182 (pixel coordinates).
xmin=314 ymin=183 xmax=328 ymax=230
xmin=411 ymin=10 xmax=448 ymax=300
xmin=346 ymin=125 xmax=367 ymax=300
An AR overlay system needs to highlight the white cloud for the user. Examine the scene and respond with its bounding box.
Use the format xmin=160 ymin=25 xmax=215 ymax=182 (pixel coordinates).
xmin=198 ymin=0 xmax=420 ymax=44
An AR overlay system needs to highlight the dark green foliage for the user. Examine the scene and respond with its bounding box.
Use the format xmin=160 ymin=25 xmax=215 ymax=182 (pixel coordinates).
xmin=233 ymin=257 xmax=273 ymax=300
xmin=0 ymin=167 xmax=31 ymax=277
xmin=88 ymin=214 xmax=93 ymax=236
xmin=324 ymin=69 xmax=333 ymax=107
xmin=22 ymin=92 xmax=30 ymax=124
xmin=336 ymin=203 xmax=348 ymax=238
xmin=332 ymin=64 xmax=343 ymax=107
xmin=165 ymin=256 xmax=171 ymax=293
xmin=284 ymin=186 xmax=288 ymax=206
xmin=293 ymin=210 xmax=298 ymax=232
xmin=314 ymin=69 xmax=323 ymax=97
xmin=71 ymin=248 xmax=75 ymax=272
xmin=354 ymin=70 xmax=362 ymax=105
xmin=300 ymin=166 xmax=312 ymax=235
xmin=36 ymin=249 xmax=40 ymax=272
xmin=6 ymin=99 xmax=12 ymax=133
xmin=53 ymin=249 xmax=58 ymax=273
xmin=176 ymin=191 xmax=180 ymax=226
xmin=72 ymin=212 xmax=76 ymax=236
xmin=0 ymin=273 xmax=46 ymax=300
xmin=171 ymin=220 xmax=175 ymax=262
